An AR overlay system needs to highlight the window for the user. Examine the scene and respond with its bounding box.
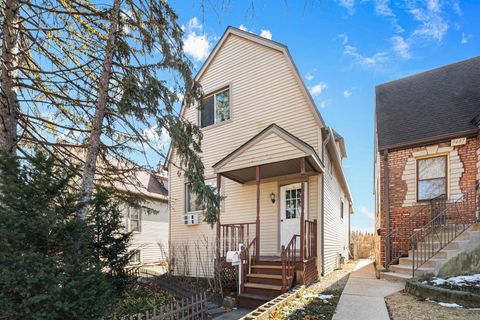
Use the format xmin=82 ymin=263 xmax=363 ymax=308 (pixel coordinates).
xmin=185 ymin=180 xmax=217 ymax=213
xmin=285 ymin=187 xmax=302 ymax=219
xmin=129 ymin=250 xmax=141 ymax=264
xmin=200 ymin=88 xmax=230 ymax=128
xmin=417 ymin=155 xmax=447 ymax=201
xmin=128 ymin=208 xmax=141 ymax=232
xmin=340 ymin=200 xmax=344 ymax=219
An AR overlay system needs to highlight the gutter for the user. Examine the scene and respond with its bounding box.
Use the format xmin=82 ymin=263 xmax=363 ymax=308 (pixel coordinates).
xmin=383 ymin=150 xmax=390 ymax=268
xmin=320 ymin=128 xmax=331 ymax=276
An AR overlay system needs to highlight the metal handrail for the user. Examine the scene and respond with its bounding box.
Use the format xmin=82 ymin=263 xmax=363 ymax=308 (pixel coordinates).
xmin=411 ymin=183 xmax=480 ymax=277
xmin=385 ymin=194 xmax=446 ymax=268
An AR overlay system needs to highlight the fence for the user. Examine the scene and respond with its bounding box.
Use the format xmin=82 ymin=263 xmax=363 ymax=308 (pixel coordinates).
xmin=123 ymin=292 xmax=207 ymax=320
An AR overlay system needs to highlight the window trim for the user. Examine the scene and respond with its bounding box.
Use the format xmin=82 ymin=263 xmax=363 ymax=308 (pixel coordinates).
xmin=198 ymin=85 xmax=232 ymax=130
xmin=184 ymin=179 xmax=218 ymax=217
xmin=340 ymin=199 xmax=344 ymax=220
xmin=128 ymin=207 xmax=142 ymax=233
xmin=129 ymin=249 xmax=141 ymax=265
xmin=416 ymin=154 xmax=448 ymax=202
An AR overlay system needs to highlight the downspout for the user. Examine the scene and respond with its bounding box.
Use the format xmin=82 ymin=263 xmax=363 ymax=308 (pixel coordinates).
xmin=383 ymin=150 xmax=390 ymax=268
xmin=320 ymin=129 xmax=331 ymax=276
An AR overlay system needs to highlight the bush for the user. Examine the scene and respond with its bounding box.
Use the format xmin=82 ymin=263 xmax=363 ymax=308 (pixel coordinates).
xmin=0 ymin=152 xmax=133 ymax=319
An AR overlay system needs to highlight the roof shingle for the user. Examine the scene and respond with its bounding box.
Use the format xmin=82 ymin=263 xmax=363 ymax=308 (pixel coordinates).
xmin=376 ymin=56 xmax=480 ymax=151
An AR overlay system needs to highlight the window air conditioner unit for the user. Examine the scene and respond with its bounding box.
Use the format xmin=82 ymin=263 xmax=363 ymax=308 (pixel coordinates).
xmin=183 ymin=213 xmax=200 ymax=225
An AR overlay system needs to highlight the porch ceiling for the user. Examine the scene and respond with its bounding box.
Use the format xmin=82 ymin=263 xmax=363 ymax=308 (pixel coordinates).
xmin=220 ymin=157 xmax=319 ymax=184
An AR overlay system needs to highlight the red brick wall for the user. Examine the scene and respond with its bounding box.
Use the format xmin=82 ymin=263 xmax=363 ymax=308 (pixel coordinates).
xmin=376 ymin=136 xmax=480 ymax=267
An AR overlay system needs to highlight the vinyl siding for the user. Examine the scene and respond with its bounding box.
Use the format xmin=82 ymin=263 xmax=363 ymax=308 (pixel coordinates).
xmin=124 ymin=199 xmax=169 ymax=265
xmin=169 ymin=33 xmax=323 ymax=277
xmin=323 ymin=150 xmax=350 ymax=275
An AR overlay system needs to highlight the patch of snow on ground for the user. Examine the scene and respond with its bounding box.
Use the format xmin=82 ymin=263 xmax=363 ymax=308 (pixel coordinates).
xmin=431 ymin=274 xmax=480 ymax=286
xmin=438 ymin=302 xmax=462 ymax=308
xmin=302 ymin=293 xmax=334 ymax=300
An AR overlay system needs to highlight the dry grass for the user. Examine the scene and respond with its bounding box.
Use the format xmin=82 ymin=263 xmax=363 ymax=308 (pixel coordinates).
xmin=386 ymin=291 xmax=480 ymax=320
xmin=268 ymin=260 xmax=357 ymax=320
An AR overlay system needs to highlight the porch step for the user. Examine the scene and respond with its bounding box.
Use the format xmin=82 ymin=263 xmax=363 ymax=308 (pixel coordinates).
xmin=250 ymin=264 xmax=285 ymax=275
xmin=246 ymin=273 xmax=292 ymax=285
xmin=398 ymin=257 xmax=446 ymax=268
xmin=389 ymin=264 xmax=434 ymax=277
xmin=379 ymin=271 xmax=411 ymax=282
xmin=243 ymin=283 xmax=283 ymax=298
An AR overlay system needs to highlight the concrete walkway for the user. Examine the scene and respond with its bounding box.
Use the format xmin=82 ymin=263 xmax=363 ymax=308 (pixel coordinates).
xmin=332 ymin=259 xmax=404 ymax=320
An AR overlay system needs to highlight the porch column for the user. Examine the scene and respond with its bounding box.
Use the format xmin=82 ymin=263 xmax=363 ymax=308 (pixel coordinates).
xmin=300 ymin=157 xmax=306 ymax=261
xmin=256 ymin=165 xmax=260 ymax=258
xmin=216 ymin=174 xmax=222 ymax=260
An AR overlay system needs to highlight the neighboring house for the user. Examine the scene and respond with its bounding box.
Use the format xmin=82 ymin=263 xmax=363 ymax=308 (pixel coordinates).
xmin=116 ymin=170 xmax=169 ymax=268
xmin=166 ymin=27 xmax=352 ymax=306
xmin=374 ymin=57 xmax=480 ymax=280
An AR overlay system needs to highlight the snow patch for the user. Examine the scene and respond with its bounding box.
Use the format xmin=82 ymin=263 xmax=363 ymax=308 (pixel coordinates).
xmin=431 ymin=274 xmax=480 ymax=287
xmin=438 ymin=302 xmax=462 ymax=308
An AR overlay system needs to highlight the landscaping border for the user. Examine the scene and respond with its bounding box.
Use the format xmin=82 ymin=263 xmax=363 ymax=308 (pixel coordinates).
xmin=239 ymin=286 xmax=304 ymax=320
xmin=405 ymin=280 xmax=480 ymax=308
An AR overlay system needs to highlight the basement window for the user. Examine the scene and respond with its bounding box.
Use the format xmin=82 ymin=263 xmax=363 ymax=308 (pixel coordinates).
xmin=417 ymin=155 xmax=447 ymax=201
xmin=200 ymin=88 xmax=230 ymax=128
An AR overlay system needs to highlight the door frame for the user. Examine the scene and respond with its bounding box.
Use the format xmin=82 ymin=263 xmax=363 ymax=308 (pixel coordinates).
xmin=277 ymin=180 xmax=309 ymax=253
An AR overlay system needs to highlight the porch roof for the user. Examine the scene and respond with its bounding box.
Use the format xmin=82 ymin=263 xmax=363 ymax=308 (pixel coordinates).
xmin=213 ymin=124 xmax=324 ymax=183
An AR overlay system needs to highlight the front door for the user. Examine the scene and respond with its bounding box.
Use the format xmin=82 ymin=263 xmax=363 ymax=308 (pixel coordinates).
xmin=280 ymin=183 xmax=308 ymax=247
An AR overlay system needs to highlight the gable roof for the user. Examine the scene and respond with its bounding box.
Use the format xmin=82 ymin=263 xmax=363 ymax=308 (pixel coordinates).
xmin=164 ymin=26 xmax=325 ymax=169
xmin=376 ymin=56 xmax=480 ymax=151
xmin=213 ymin=123 xmax=324 ymax=174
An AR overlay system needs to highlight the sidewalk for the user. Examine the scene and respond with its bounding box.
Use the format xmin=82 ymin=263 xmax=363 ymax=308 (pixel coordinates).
xmin=332 ymin=259 xmax=404 ymax=320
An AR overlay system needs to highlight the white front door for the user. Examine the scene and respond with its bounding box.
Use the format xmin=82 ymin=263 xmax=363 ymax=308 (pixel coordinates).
xmin=280 ymin=183 xmax=308 ymax=247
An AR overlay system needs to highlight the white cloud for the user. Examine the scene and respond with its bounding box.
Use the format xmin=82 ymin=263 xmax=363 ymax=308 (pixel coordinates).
xmin=305 ymin=68 xmax=317 ymax=81
xmin=260 ymin=29 xmax=272 ymax=40
xmin=183 ymin=17 xmax=211 ymax=62
xmin=359 ymin=206 xmax=375 ymax=220
xmin=408 ymin=1 xmax=448 ymax=42
xmin=391 ymin=36 xmax=411 ymax=59
xmin=309 ymin=82 xmax=328 ymax=96
xmin=343 ymin=90 xmax=352 ymax=98
xmin=238 ymin=24 xmax=248 ymax=31
xmin=338 ymin=0 xmax=355 ymax=14
xmin=461 ymin=32 xmax=472 ymax=44
xmin=338 ymin=33 xmax=349 ymax=45
xmin=143 ymin=126 xmax=171 ymax=150
xmin=344 ymin=45 xmax=388 ymax=68
xmin=452 ymin=1 xmax=462 ymax=16
xmin=374 ymin=0 xmax=404 ymax=33
xmin=319 ymin=99 xmax=332 ymax=109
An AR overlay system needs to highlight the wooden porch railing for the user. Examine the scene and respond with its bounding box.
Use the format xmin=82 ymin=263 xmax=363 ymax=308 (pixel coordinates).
xmin=219 ymin=222 xmax=256 ymax=258
xmin=240 ymin=236 xmax=257 ymax=293
xmin=281 ymin=234 xmax=298 ymax=292
xmin=304 ymin=219 xmax=317 ymax=260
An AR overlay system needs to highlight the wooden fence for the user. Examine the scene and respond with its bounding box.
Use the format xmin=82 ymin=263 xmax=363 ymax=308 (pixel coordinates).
xmin=123 ymin=292 xmax=207 ymax=320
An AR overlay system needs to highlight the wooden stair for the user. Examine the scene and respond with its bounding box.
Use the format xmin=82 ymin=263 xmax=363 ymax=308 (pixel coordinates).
xmin=238 ymin=259 xmax=295 ymax=308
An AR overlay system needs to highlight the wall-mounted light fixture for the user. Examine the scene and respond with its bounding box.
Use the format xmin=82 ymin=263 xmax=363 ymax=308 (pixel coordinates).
xmin=270 ymin=192 xmax=276 ymax=204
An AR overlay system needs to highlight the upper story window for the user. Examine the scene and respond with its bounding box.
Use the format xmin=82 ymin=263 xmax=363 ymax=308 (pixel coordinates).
xmin=128 ymin=208 xmax=141 ymax=232
xmin=200 ymin=88 xmax=230 ymax=128
xmin=417 ymin=155 xmax=447 ymax=201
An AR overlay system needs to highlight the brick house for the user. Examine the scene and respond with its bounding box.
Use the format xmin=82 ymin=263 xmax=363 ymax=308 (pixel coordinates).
xmin=374 ymin=57 xmax=480 ymax=280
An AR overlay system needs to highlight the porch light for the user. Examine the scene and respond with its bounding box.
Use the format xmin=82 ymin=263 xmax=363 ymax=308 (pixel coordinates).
xmin=270 ymin=192 xmax=276 ymax=204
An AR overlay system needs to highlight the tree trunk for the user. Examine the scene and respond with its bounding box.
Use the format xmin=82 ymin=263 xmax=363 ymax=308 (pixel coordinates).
xmin=78 ymin=0 xmax=121 ymax=219
xmin=0 ymin=0 xmax=20 ymax=156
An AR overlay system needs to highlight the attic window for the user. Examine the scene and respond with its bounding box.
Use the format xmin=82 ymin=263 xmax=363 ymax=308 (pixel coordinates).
xmin=200 ymin=88 xmax=230 ymax=128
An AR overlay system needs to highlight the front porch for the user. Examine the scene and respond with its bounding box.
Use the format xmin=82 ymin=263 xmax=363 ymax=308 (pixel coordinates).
xmin=212 ymin=124 xmax=324 ymax=302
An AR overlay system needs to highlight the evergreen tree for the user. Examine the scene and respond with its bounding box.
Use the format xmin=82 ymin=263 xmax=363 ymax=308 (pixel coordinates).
xmin=0 ymin=152 xmax=133 ymax=319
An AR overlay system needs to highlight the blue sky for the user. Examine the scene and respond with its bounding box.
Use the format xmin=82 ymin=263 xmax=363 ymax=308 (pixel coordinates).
xmin=163 ymin=0 xmax=480 ymax=232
